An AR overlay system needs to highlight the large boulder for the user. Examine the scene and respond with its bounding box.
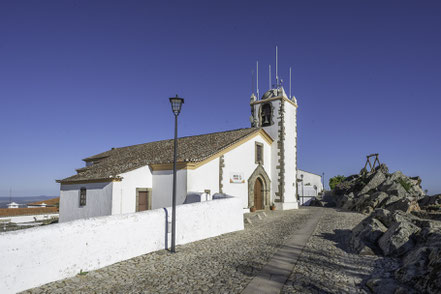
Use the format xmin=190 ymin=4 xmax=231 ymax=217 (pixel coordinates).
xmin=359 ymin=170 xmax=387 ymax=195
xmin=389 ymin=171 xmax=406 ymax=182
xmin=350 ymin=215 xmax=387 ymax=255
xmin=378 ymin=220 xmax=420 ymax=257
xmin=395 ymin=245 xmax=441 ymax=294
xmin=418 ymin=194 xmax=441 ymax=208
xmin=308 ymin=198 xmax=324 ymax=207
xmin=334 ymin=192 xmax=354 ymax=208
xmin=353 ymin=193 xmax=372 ymax=212
xmin=385 ymin=198 xmax=420 ymax=213
xmin=365 ymin=278 xmax=416 ymax=294
xmin=379 ymin=182 xmax=409 ymax=199
xmin=371 ymin=209 xmax=412 ymax=228
xmin=408 ymin=176 xmax=424 ymax=196
xmin=380 ymin=194 xmax=402 ymax=208
xmin=356 ymin=191 xmax=389 ymax=213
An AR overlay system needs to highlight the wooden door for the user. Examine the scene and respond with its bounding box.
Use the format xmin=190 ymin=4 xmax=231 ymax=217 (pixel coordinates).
xmin=137 ymin=191 xmax=149 ymax=212
xmin=254 ymin=178 xmax=263 ymax=210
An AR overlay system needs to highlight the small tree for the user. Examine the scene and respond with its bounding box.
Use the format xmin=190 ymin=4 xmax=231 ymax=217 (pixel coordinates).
xmin=329 ymin=175 xmax=345 ymax=190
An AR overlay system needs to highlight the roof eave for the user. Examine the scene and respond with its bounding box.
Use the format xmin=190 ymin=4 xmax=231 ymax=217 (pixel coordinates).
xmin=57 ymin=176 xmax=123 ymax=185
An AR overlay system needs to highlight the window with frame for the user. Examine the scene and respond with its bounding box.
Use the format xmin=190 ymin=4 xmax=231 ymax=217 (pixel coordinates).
xmin=79 ymin=187 xmax=87 ymax=206
xmin=255 ymin=142 xmax=264 ymax=164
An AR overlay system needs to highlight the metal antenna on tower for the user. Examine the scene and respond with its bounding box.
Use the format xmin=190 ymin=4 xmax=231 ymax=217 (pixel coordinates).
xmin=289 ymin=67 xmax=292 ymax=99
xmin=256 ymin=61 xmax=259 ymax=100
xmin=275 ymin=46 xmax=278 ymax=87
xmin=251 ymin=70 xmax=255 ymax=95
xmin=269 ymin=64 xmax=271 ymax=90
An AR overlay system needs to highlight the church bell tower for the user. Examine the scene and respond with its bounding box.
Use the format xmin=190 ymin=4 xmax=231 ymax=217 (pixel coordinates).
xmin=250 ymin=49 xmax=299 ymax=210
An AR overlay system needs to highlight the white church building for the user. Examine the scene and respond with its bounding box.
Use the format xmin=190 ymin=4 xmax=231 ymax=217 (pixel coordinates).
xmin=58 ymin=64 xmax=304 ymax=222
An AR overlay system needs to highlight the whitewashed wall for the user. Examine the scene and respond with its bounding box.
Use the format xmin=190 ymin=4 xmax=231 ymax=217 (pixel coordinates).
xmin=187 ymin=157 xmax=219 ymax=195
xmin=254 ymin=97 xmax=299 ymax=209
xmin=256 ymin=99 xmax=281 ymax=205
xmin=222 ymin=134 xmax=272 ymax=208
xmin=297 ymin=169 xmax=324 ymax=194
xmin=112 ymin=165 xmax=153 ymax=214
xmin=0 ymin=214 xmax=58 ymax=224
xmin=59 ymin=182 xmax=113 ymax=223
xmin=283 ymin=101 xmax=298 ymax=206
xmin=152 ymin=169 xmax=187 ymax=209
xmin=0 ymin=197 xmax=243 ymax=294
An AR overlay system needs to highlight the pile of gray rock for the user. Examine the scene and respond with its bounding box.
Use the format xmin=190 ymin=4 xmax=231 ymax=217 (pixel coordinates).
xmin=350 ymin=208 xmax=441 ymax=293
xmin=331 ymin=164 xmax=423 ymax=214
xmin=326 ymin=164 xmax=441 ymax=293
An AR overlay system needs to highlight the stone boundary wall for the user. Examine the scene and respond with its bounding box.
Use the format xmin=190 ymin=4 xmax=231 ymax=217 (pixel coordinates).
xmin=0 ymin=197 xmax=244 ymax=294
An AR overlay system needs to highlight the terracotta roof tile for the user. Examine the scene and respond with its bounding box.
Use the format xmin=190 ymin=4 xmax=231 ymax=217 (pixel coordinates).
xmin=0 ymin=207 xmax=58 ymax=217
xmin=58 ymin=128 xmax=263 ymax=184
xmin=27 ymin=197 xmax=60 ymax=206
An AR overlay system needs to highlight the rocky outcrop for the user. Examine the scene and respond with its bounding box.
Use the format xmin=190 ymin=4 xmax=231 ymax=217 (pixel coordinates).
xmin=377 ymin=219 xmax=420 ymax=257
xmin=418 ymin=194 xmax=441 ymax=210
xmin=349 ymin=213 xmax=387 ymax=255
xmin=348 ymin=207 xmax=441 ymax=293
xmin=331 ymin=164 xmax=441 ymax=293
xmin=332 ymin=164 xmax=423 ymax=213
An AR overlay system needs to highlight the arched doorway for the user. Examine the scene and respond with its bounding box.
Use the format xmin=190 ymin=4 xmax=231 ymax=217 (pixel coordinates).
xmin=248 ymin=165 xmax=271 ymax=210
xmin=254 ymin=178 xmax=264 ymax=210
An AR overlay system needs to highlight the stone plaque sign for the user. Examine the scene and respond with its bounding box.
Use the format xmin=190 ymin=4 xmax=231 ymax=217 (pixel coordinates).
xmin=230 ymin=172 xmax=245 ymax=183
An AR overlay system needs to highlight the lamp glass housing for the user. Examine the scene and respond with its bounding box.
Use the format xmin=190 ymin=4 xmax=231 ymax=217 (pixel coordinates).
xmin=169 ymin=96 xmax=184 ymax=116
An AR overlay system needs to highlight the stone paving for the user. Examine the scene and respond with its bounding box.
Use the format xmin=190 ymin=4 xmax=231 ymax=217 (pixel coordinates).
xmin=21 ymin=207 xmax=400 ymax=294
xmin=281 ymin=209 xmax=400 ymax=294
xmin=21 ymin=208 xmax=314 ymax=294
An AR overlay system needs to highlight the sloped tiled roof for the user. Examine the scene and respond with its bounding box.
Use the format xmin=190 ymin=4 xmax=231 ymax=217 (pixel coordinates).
xmin=0 ymin=207 xmax=58 ymax=217
xmin=58 ymin=128 xmax=267 ymax=184
xmin=27 ymin=197 xmax=60 ymax=206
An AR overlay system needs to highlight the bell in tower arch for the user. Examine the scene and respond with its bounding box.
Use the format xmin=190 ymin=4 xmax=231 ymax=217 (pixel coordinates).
xmin=261 ymin=103 xmax=272 ymax=127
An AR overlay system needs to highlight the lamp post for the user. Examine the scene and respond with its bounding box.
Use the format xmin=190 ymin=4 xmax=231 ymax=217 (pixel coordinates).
xmin=169 ymin=94 xmax=184 ymax=253
xmin=300 ymin=174 xmax=304 ymax=205
xmin=322 ymin=172 xmax=325 ymax=191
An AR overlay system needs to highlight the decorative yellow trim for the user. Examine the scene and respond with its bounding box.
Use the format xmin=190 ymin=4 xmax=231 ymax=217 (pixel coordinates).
xmin=150 ymin=129 xmax=274 ymax=171
xmin=250 ymin=96 xmax=298 ymax=108
xmin=149 ymin=162 xmax=188 ymax=171
xmin=258 ymin=129 xmax=274 ymax=145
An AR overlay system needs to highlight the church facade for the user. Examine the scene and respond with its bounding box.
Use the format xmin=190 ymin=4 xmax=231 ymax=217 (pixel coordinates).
xmin=58 ymin=86 xmax=300 ymax=222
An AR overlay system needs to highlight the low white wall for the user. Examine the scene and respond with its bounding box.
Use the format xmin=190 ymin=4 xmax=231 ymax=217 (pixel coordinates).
xmin=299 ymin=185 xmax=319 ymax=197
xmin=0 ymin=214 xmax=58 ymax=224
xmin=0 ymin=197 xmax=243 ymax=294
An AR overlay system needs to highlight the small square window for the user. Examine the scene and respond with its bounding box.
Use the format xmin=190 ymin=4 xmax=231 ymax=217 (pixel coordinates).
xmin=79 ymin=187 xmax=87 ymax=206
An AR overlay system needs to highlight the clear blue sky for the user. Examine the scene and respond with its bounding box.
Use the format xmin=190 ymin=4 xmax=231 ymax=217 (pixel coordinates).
xmin=1 ymin=0 xmax=440 ymax=196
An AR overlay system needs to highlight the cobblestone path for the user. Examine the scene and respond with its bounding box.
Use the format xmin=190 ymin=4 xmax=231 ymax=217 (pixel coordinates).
xmin=21 ymin=208 xmax=315 ymax=294
xmin=21 ymin=207 xmax=399 ymax=294
xmin=281 ymin=209 xmax=400 ymax=294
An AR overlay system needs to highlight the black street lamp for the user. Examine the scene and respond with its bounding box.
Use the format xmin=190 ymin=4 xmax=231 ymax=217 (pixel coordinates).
xmin=322 ymin=172 xmax=325 ymax=191
xmin=169 ymin=94 xmax=184 ymax=253
xmin=300 ymin=174 xmax=304 ymax=205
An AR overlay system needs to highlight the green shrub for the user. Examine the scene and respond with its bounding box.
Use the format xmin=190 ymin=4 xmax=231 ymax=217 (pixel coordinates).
xmin=329 ymin=175 xmax=345 ymax=190
xmin=397 ymin=178 xmax=412 ymax=193
xmin=78 ymin=269 xmax=88 ymax=276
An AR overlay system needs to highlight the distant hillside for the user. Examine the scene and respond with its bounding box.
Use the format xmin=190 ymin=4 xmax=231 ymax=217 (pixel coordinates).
xmin=0 ymin=196 xmax=57 ymax=208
